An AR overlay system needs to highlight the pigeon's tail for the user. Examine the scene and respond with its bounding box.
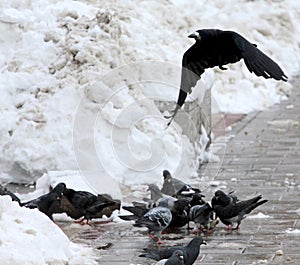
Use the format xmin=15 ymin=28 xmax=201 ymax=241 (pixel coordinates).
xmin=122 ymin=205 xmax=147 ymax=218
xmin=139 ymin=250 xmax=160 ymax=261
xmin=118 ymin=215 xmax=138 ymax=221
xmin=245 ymin=199 xmax=268 ymax=214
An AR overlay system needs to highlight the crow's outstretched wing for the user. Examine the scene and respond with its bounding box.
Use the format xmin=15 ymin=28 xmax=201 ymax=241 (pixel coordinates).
xmin=231 ymin=31 xmax=288 ymax=81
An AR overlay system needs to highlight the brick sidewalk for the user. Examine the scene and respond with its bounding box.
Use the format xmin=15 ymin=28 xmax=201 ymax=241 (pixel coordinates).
xmin=61 ymin=78 xmax=300 ymax=265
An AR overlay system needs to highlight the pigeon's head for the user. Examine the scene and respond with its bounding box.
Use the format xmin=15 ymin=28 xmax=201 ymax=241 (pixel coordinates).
xmin=52 ymin=183 xmax=67 ymax=195
xmin=214 ymin=190 xmax=227 ymax=200
xmin=213 ymin=190 xmax=232 ymax=207
xmin=188 ymin=31 xmax=201 ymax=41
xmin=147 ymin=184 xmax=160 ymax=193
xmin=187 ymin=236 xmax=207 ymax=248
xmin=162 ymin=170 xmax=172 ymax=180
xmin=173 ymin=250 xmax=184 ymax=262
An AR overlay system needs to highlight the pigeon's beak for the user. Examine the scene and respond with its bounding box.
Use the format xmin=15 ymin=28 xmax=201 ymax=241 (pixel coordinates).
xmin=179 ymin=255 xmax=184 ymax=260
xmin=202 ymin=240 xmax=207 ymax=245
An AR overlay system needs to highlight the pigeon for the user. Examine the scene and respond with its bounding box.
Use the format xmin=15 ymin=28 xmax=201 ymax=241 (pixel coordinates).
xmin=20 ymin=182 xmax=67 ymax=220
xmin=133 ymin=206 xmax=172 ymax=244
xmin=211 ymin=193 xmax=268 ymax=230
xmin=166 ymin=29 xmax=288 ymax=126
xmin=189 ymin=203 xmax=214 ymax=234
xmin=63 ymin=188 xmax=119 ymax=224
xmin=147 ymin=183 xmax=165 ymax=202
xmin=161 ymin=170 xmax=201 ymax=196
xmin=154 ymin=250 xmax=185 ymax=265
xmin=140 ymin=236 xmax=206 ymax=265
xmin=0 ymin=184 xmax=21 ymax=204
xmin=121 ymin=197 xmax=190 ymax=229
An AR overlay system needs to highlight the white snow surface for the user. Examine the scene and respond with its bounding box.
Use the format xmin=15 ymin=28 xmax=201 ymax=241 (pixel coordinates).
xmin=0 ymin=196 xmax=96 ymax=265
xmin=0 ymin=0 xmax=299 ymax=201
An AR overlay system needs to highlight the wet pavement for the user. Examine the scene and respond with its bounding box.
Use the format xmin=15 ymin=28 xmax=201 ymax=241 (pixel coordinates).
xmin=59 ymin=77 xmax=300 ymax=265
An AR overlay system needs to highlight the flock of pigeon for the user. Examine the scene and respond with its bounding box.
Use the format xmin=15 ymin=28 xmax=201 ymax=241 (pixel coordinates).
xmin=118 ymin=170 xmax=268 ymax=264
xmin=0 ymin=182 xmax=121 ymax=224
xmin=0 ymin=169 xmax=268 ymax=265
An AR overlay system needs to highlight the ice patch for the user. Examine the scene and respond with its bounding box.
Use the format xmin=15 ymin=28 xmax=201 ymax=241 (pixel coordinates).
xmin=285 ymin=228 xmax=300 ymax=234
xmin=247 ymin=212 xmax=272 ymax=219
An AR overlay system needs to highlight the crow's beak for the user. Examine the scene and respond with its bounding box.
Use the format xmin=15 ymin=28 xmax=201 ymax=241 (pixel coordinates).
xmin=188 ymin=32 xmax=200 ymax=40
xmin=188 ymin=32 xmax=197 ymax=38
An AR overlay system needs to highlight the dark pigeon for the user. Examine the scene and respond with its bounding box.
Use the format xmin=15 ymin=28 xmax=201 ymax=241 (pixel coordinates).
xmin=0 ymin=184 xmax=21 ymax=204
xmin=166 ymin=29 xmax=288 ymax=126
xmin=154 ymin=250 xmax=185 ymax=265
xmin=189 ymin=203 xmax=214 ymax=234
xmin=133 ymin=206 xmax=172 ymax=244
xmin=140 ymin=236 xmax=206 ymax=265
xmin=212 ymin=192 xmax=268 ymax=230
xmin=63 ymin=188 xmax=119 ymax=224
xmin=20 ymin=182 xmax=67 ymax=220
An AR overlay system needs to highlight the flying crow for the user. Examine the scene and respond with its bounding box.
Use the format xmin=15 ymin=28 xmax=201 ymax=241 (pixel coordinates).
xmin=166 ymin=29 xmax=288 ymax=125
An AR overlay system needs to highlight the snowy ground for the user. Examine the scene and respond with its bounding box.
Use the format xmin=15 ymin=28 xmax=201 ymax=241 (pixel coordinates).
xmin=0 ymin=0 xmax=300 ymax=263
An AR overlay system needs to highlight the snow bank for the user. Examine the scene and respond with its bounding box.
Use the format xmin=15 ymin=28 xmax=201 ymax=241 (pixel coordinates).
xmin=0 ymin=0 xmax=300 ymax=193
xmin=0 ymin=196 xmax=96 ymax=265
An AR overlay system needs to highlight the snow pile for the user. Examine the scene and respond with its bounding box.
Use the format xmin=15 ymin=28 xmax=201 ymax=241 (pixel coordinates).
xmin=0 ymin=0 xmax=300 ymax=193
xmin=0 ymin=196 xmax=96 ymax=265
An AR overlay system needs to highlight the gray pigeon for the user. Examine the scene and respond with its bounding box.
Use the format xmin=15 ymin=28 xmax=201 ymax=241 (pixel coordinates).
xmin=147 ymin=184 xmax=167 ymax=202
xmin=189 ymin=203 xmax=214 ymax=234
xmin=140 ymin=236 xmax=206 ymax=265
xmin=161 ymin=170 xmax=201 ymax=196
xmin=212 ymin=192 xmax=268 ymax=230
xmin=133 ymin=206 xmax=172 ymax=244
xmin=154 ymin=250 xmax=185 ymax=265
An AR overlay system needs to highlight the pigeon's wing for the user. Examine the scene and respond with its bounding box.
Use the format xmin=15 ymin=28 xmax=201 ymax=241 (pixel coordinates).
xmin=72 ymin=191 xmax=96 ymax=209
xmin=231 ymin=31 xmax=288 ymax=81
xmin=60 ymin=196 xmax=84 ymax=219
xmin=214 ymin=203 xmax=243 ymax=219
xmin=134 ymin=207 xmax=172 ymax=233
xmin=140 ymin=246 xmax=184 ymax=260
xmin=86 ymin=200 xmax=115 ymax=214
